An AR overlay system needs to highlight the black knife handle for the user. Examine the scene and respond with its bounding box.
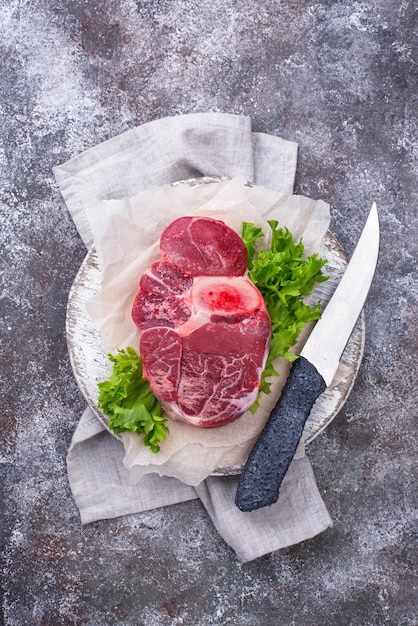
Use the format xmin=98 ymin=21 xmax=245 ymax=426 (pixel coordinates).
xmin=235 ymin=356 xmax=326 ymax=512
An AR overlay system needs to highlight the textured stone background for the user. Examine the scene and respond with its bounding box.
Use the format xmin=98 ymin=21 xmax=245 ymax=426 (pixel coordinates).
xmin=1 ymin=1 xmax=417 ymax=625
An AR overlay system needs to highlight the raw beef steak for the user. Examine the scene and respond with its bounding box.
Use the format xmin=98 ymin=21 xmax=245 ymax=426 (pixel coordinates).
xmin=132 ymin=216 xmax=271 ymax=428
xmin=160 ymin=216 xmax=248 ymax=277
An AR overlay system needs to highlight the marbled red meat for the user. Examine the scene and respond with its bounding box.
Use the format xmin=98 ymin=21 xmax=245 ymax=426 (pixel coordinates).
xmin=160 ymin=216 xmax=248 ymax=277
xmin=132 ymin=216 xmax=271 ymax=428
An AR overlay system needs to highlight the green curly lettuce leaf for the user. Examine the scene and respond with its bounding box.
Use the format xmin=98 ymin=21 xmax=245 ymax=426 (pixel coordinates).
xmin=241 ymin=220 xmax=328 ymax=410
xmin=97 ymin=347 xmax=168 ymax=453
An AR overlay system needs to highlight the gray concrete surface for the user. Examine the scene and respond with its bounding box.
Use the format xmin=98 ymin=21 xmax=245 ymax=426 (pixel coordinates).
xmin=1 ymin=1 xmax=417 ymax=625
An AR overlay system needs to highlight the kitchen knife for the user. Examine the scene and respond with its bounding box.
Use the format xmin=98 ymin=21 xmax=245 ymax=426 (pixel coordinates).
xmin=235 ymin=203 xmax=380 ymax=512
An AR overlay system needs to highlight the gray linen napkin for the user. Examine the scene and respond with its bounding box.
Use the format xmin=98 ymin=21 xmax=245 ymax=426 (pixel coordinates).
xmin=55 ymin=112 xmax=332 ymax=562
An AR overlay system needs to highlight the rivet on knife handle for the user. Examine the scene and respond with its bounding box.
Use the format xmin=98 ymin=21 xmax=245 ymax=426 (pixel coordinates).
xmin=235 ymin=356 xmax=326 ymax=512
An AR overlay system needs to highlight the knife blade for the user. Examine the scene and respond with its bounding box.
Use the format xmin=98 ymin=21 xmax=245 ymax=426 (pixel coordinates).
xmin=235 ymin=203 xmax=380 ymax=512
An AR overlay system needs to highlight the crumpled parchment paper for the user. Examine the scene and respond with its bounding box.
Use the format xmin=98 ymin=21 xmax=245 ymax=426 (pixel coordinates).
xmin=85 ymin=177 xmax=330 ymax=486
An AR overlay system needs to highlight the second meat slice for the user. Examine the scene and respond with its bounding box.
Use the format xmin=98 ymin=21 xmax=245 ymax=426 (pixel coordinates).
xmin=132 ymin=216 xmax=272 ymax=428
